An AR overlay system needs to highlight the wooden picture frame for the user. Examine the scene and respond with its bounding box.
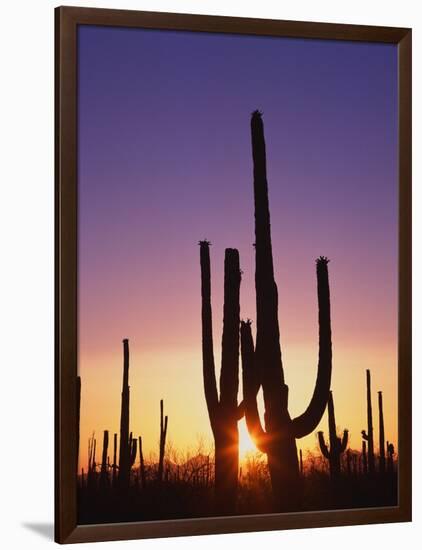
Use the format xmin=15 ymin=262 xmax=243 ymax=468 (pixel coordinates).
xmin=55 ymin=6 xmax=411 ymax=544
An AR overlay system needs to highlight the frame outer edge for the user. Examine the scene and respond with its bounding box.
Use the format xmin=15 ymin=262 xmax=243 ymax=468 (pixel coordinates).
xmin=397 ymin=29 xmax=412 ymax=522
xmin=54 ymin=7 xmax=412 ymax=543
xmin=55 ymin=6 xmax=79 ymax=544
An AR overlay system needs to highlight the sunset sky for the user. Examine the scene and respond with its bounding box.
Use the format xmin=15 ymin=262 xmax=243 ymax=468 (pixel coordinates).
xmin=77 ymin=26 xmax=398 ymax=471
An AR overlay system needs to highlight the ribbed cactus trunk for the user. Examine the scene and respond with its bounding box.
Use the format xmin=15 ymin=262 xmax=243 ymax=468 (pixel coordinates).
xmin=118 ymin=339 xmax=130 ymax=488
xmin=200 ymin=242 xmax=242 ymax=513
xmin=362 ymin=369 xmax=375 ymax=475
xmin=317 ymin=391 xmax=348 ymax=480
xmin=378 ymin=391 xmax=386 ymax=474
xmin=242 ymin=112 xmax=333 ymax=511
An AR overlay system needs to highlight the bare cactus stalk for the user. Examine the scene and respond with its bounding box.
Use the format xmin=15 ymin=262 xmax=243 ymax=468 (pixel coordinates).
xmin=158 ymin=399 xmax=168 ymax=483
xmin=318 ymin=392 xmax=348 ymax=480
xmin=241 ymin=111 xmax=333 ymax=510
xmin=92 ymin=437 xmax=96 ymax=471
xmin=99 ymin=430 xmax=109 ymax=489
xmin=362 ymin=369 xmax=375 ymax=475
xmin=112 ymin=433 xmax=117 ymax=487
xmin=378 ymin=391 xmax=386 ymax=474
xmin=130 ymin=434 xmax=137 ymax=469
xmin=118 ymin=339 xmax=130 ymax=488
xmin=200 ymin=242 xmax=243 ymax=512
xmin=87 ymin=434 xmax=97 ymax=489
xmin=138 ymin=436 xmax=146 ymax=488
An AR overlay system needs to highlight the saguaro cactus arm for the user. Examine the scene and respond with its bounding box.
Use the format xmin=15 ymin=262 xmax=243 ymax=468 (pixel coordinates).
xmin=340 ymin=430 xmax=349 ymax=453
xmin=130 ymin=437 xmax=137 ymax=467
xmin=199 ymin=240 xmax=219 ymax=430
xmin=241 ymin=320 xmax=268 ymax=453
xmin=318 ymin=431 xmax=330 ymax=459
xmin=292 ymin=257 xmax=332 ymax=439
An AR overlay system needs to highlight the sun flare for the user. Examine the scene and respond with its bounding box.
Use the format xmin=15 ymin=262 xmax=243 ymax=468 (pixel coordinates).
xmin=238 ymin=418 xmax=258 ymax=458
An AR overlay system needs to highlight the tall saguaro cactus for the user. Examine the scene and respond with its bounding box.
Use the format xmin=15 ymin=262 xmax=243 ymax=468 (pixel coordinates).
xmin=241 ymin=111 xmax=333 ymax=510
xmin=378 ymin=391 xmax=386 ymax=474
xmin=157 ymin=399 xmax=168 ymax=483
xmin=318 ymin=391 xmax=348 ymax=479
xmin=362 ymin=369 xmax=375 ymax=475
xmin=200 ymin=241 xmax=243 ymax=511
xmin=118 ymin=338 xmax=130 ymax=487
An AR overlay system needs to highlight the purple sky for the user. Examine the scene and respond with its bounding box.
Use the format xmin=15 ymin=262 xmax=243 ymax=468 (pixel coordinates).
xmin=77 ymin=25 xmax=398 ymax=463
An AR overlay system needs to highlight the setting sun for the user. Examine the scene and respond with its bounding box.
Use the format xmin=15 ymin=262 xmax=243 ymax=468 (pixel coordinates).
xmin=238 ymin=418 xmax=258 ymax=458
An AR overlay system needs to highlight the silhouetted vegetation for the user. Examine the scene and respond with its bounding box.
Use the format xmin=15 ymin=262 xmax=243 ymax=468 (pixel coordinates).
xmin=241 ymin=111 xmax=333 ymax=511
xmin=318 ymin=391 xmax=349 ymax=481
xmin=77 ymin=111 xmax=398 ymax=524
xmin=362 ymin=369 xmax=376 ymax=475
xmin=199 ymin=242 xmax=244 ymax=512
xmin=77 ymin=440 xmax=397 ymax=524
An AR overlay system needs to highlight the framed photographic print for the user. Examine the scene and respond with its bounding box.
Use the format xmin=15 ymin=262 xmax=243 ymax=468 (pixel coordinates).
xmin=55 ymin=6 xmax=412 ymax=544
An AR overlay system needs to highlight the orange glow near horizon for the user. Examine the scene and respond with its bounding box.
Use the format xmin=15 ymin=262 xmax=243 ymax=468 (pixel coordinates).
xmin=78 ymin=328 xmax=398 ymax=472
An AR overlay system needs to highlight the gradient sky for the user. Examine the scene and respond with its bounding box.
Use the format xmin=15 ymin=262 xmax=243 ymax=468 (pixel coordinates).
xmin=78 ymin=25 xmax=398 ymax=471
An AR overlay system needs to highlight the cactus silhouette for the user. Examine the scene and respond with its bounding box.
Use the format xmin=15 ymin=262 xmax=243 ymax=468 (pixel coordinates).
xmin=200 ymin=241 xmax=243 ymax=511
xmin=157 ymin=399 xmax=168 ymax=483
xmin=378 ymin=391 xmax=386 ymax=474
xmin=387 ymin=442 xmax=395 ymax=473
xmin=361 ymin=369 xmax=375 ymax=475
xmin=111 ymin=433 xmax=118 ymax=486
xmin=361 ymin=439 xmax=368 ymax=475
xmin=118 ymin=339 xmax=131 ymax=487
xmin=100 ymin=430 xmax=109 ymax=489
xmin=318 ymin=391 xmax=348 ymax=479
xmin=299 ymin=449 xmax=304 ymax=476
xmin=87 ymin=434 xmax=97 ymax=489
xmin=130 ymin=433 xmax=137 ymax=469
xmin=241 ymin=110 xmax=332 ymax=511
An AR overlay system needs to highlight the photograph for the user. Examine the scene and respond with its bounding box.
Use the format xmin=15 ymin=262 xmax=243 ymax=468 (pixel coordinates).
xmin=75 ymin=22 xmax=400 ymax=525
